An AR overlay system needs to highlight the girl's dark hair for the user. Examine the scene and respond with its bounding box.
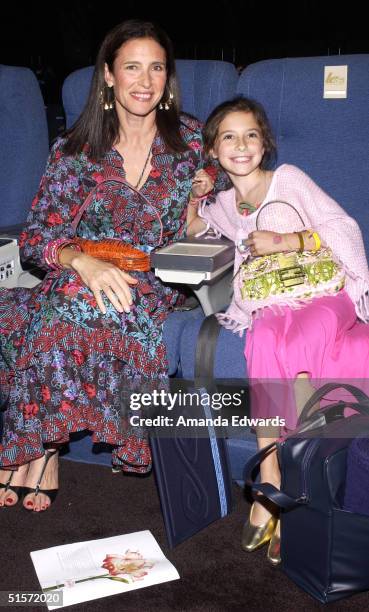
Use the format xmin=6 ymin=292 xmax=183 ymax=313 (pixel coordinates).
xmin=64 ymin=19 xmax=187 ymax=159
xmin=203 ymin=96 xmax=277 ymax=169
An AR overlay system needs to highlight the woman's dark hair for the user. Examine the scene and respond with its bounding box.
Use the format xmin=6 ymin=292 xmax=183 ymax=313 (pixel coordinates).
xmin=203 ymin=96 xmax=277 ymax=169
xmin=64 ymin=19 xmax=187 ymax=159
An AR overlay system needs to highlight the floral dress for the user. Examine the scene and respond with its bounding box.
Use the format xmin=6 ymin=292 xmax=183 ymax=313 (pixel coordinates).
xmin=0 ymin=115 xmax=207 ymax=473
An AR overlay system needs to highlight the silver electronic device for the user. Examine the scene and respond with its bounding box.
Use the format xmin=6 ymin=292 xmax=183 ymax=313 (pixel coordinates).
xmin=0 ymin=237 xmax=41 ymax=288
xmin=152 ymin=237 xmax=235 ymax=315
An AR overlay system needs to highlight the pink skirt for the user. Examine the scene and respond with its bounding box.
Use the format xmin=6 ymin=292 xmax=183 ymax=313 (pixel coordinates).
xmin=244 ymin=290 xmax=369 ymax=431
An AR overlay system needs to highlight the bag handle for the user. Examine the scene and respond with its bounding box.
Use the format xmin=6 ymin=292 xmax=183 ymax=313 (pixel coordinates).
xmin=243 ymin=441 xmax=305 ymax=509
xmin=255 ymin=200 xmax=306 ymax=231
xmin=71 ymin=173 xmax=164 ymax=245
xmin=298 ymin=382 xmax=369 ymax=424
xmin=244 ymin=383 xmax=369 ymax=509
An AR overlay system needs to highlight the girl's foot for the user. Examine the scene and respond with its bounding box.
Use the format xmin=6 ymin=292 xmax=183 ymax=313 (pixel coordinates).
xmin=267 ymin=519 xmax=281 ymax=565
xmin=249 ymin=499 xmax=276 ymax=526
xmin=23 ymin=450 xmax=59 ymax=512
xmin=241 ymin=501 xmax=277 ymax=552
xmin=0 ymin=464 xmax=29 ymax=507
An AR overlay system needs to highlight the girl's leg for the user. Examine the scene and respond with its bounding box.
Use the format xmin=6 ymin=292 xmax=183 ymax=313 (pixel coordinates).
xmin=293 ymin=372 xmax=317 ymax=417
xmin=249 ymin=428 xmax=280 ymax=525
xmin=242 ymin=427 xmax=280 ymax=557
xmin=251 ymin=371 xmax=315 ymax=525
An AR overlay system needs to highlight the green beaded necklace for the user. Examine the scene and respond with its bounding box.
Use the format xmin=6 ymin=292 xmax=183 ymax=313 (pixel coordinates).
xmin=238 ymin=201 xmax=258 ymax=215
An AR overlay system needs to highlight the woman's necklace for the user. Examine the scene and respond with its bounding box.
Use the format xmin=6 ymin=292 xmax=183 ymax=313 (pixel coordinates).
xmin=134 ymin=144 xmax=153 ymax=189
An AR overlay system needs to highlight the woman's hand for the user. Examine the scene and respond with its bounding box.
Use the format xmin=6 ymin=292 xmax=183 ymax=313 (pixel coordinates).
xmin=191 ymin=169 xmax=214 ymax=199
xmin=67 ymin=252 xmax=138 ymax=314
xmin=245 ymin=231 xmax=300 ymax=256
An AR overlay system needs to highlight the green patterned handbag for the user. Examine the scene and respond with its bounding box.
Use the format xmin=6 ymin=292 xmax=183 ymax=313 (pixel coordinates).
xmin=238 ymin=201 xmax=345 ymax=302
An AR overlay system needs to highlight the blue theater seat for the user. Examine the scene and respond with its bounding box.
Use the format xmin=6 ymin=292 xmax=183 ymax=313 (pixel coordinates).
xmin=0 ymin=65 xmax=49 ymax=233
xmin=61 ymin=59 xmax=239 ymax=466
xmin=179 ymin=54 xmax=369 ymax=473
xmin=2 ymin=55 xmax=369 ymax=484
xmin=62 ymin=60 xmax=238 ymax=128
xmin=237 ymin=54 xmax=369 ymax=254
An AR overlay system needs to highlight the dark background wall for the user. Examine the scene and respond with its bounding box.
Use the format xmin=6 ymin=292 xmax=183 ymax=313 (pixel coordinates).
xmin=1 ymin=0 xmax=366 ymax=138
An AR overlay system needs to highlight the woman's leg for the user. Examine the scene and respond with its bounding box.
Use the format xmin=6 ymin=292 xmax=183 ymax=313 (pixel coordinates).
xmin=23 ymin=449 xmax=59 ymax=512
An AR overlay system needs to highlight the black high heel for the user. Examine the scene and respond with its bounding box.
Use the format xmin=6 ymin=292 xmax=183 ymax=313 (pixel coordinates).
xmin=0 ymin=471 xmax=25 ymax=507
xmin=23 ymin=450 xmax=58 ymax=512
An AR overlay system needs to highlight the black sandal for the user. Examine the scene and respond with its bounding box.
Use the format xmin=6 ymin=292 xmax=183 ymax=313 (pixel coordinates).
xmin=0 ymin=471 xmax=25 ymax=507
xmin=23 ymin=450 xmax=58 ymax=511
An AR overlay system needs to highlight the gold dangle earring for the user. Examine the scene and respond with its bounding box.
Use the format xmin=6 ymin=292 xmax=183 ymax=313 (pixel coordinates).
xmin=100 ymin=84 xmax=114 ymax=111
xmin=159 ymin=91 xmax=174 ymax=111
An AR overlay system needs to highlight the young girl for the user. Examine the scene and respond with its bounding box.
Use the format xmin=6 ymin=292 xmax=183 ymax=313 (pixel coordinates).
xmin=187 ymin=97 xmax=369 ymax=565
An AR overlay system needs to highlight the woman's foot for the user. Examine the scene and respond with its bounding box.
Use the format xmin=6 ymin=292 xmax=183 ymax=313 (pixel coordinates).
xmin=23 ymin=450 xmax=59 ymax=512
xmin=0 ymin=464 xmax=29 ymax=507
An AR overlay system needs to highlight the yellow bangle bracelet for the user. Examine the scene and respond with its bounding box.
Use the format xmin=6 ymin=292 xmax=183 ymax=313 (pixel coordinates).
xmin=311 ymin=231 xmax=321 ymax=252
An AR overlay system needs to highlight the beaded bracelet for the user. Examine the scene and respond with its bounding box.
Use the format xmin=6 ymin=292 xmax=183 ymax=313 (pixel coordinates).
xmin=43 ymin=238 xmax=82 ymax=270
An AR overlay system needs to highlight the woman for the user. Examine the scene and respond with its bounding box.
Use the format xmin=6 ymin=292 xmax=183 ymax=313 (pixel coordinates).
xmin=0 ymin=19 xmax=218 ymax=511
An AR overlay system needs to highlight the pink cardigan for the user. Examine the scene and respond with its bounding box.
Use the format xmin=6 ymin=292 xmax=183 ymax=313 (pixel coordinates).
xmin=200 ymin=164 xmax=369 ymax=334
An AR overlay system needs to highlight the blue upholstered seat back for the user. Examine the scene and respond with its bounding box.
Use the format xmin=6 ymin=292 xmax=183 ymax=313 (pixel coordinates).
xmin=62 ymin=60 xmax=238 ymax=127
xmin=237 ymin=55 xmax=369 ymax=254
xmin=0 ymin=65 xmax=49 ymax=229
xmin=175 ymin=60 xmax=238 ymax=122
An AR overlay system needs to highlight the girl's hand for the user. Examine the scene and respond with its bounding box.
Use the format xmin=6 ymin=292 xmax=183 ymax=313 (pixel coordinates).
xmin=70 ymin=252 xmax=138 ymax=314
xmin=245 ymin=231 xmax=300 ymax=256
xmin=191 ymin=169 xmax=214 ymax=199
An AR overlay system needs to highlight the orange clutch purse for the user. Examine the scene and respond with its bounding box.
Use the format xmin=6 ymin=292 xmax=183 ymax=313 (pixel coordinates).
xmin=74 ymin=238 xmax=151 ymax=272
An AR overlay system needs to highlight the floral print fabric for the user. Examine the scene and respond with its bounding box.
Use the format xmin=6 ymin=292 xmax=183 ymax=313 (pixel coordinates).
xmin=0 ymin=115 xmax=205 ymax=472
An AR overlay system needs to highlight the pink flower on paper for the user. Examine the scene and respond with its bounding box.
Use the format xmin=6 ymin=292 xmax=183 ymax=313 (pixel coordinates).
xmin=102 ymin=550 xmax=154 ymax=582
xmin=44 ymin=549 xmax=154 ymax=593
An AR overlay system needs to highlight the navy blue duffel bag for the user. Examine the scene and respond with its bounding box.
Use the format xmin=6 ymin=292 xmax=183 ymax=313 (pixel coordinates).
xmin=245 ymin=383 xmax=369 ymax=604
xmin=344 ymin=437 xmax=369 ymax=516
